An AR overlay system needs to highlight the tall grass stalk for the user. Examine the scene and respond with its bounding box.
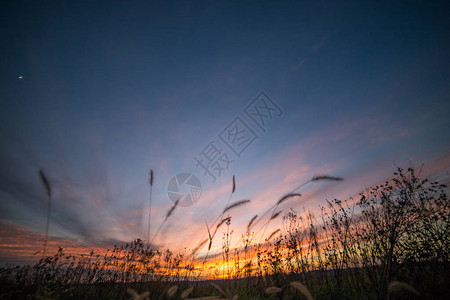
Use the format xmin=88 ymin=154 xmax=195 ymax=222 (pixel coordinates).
xmin=147 ymin=169 xmax=154 ymax=246
xmin=192 ymin=175 xmax=237 ymax=261
xmin=38 ymin=169 xmax=51 ymax=257
xmin=150 ymin=199 xmax=180 ymax=245
xmin=2 ymin=167 xmax=446 ymax=299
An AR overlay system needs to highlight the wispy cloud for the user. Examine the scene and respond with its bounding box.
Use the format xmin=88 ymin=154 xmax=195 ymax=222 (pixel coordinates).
xmin=310 ymin=37 xmax=328 ymax=52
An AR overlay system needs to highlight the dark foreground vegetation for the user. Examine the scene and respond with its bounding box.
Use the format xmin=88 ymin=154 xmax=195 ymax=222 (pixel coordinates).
xmin=1 ymin=167 xmax=449 ymax=299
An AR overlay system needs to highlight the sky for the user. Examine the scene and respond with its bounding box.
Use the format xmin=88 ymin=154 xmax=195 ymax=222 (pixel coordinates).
xmin=1 ymin=0 xmax=450 ymax=264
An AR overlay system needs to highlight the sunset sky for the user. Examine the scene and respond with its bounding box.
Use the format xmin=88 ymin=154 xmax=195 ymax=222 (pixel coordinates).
xmin=1 ymin=1 xmax=449 ymax=265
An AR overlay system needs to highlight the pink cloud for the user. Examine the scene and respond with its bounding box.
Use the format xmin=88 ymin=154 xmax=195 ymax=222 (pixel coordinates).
xmin=0 ymin=221 xmax=109 ymax=265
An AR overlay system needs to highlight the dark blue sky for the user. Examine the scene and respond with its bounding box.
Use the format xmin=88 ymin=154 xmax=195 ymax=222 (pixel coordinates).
xmin=1 ymin=1 xmax=449 ymax=259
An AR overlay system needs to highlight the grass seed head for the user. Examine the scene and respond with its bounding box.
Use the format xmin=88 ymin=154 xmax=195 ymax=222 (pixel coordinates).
xmin=39 ymin=169 xmax=51 ymax=198
xmin=277 ymin=193 xmax=301 ymax=205
xmin=247 ymin=215 xmax=258 ymax=231
xmin=181 ymin=286 xmax=194 ymax=299
xmin=267 ymin=229 xmax=280 ymax=241
xmin=167 ymin=285 xmax=178 ymax=297
xmin=290 ymin=282 xmax=314 ymax=300
xmin=311 ymin=175 xmax=343 ymax=182
xmin=388 ymin=281 xmax=419 ymax=296
xmin=270 ymin=211 xmax=282 ymax=220
xmin=266 ymin=286 xmax=282 ymax=294
xmin=223 ymin=199 xmax=250 ymax=214
xmin=232 ymin=175 xmax=236 ymax=193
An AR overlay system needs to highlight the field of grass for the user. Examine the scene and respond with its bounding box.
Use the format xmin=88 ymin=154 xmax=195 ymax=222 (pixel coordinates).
xmin=0 ymin=167 xmax=448 ymax=299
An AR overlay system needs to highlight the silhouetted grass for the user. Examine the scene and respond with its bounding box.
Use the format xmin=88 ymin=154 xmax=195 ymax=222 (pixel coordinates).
xmin=0 ymin=167 xmax=448 ymax=299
